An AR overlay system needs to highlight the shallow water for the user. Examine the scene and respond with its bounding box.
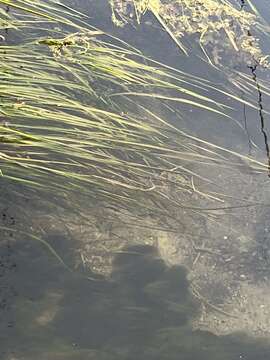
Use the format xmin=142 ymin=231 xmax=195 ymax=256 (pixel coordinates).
xmin=2 ymin=1 xmax=270 ymax=359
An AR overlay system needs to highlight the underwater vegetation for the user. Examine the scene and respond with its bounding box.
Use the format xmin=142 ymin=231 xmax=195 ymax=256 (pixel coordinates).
xmin=0 ymin=0 xmax=269 ymax=215
xmin=1 ymin=0 xmax=270 ymax=276
xmin=110 ymin=0 xmax=270 ymax=68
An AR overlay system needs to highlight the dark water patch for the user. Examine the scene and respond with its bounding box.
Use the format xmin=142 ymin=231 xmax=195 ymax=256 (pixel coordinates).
xmin=52 ymin=245 xmax=197 ymax=350
xmin=0 ymin=242 xmax=270 ymax=359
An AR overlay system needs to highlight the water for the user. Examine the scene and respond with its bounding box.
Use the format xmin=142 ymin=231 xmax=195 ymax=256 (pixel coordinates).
xmin=2 ymin=0 xmax=270 ymax=358
xmin=2 ymin=239 xmax=270 ymax=359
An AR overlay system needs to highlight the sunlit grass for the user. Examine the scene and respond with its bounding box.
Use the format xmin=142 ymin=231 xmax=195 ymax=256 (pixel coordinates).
xmin=0 ymin=0 xmax=268 ymax=214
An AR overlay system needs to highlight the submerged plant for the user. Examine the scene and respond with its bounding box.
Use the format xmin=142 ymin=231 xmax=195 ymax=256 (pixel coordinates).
xmin=0 ymin=35 xmax=224 ymax=207
xmin=110 ymin=0 xmax=270 ymax=69
xmin=0 ymin=0 xmax=268 ymax=216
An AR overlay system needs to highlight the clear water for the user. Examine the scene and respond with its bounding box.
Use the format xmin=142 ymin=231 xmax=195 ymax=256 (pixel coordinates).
xmin=2 ymin=1 xmax=270 ymax=359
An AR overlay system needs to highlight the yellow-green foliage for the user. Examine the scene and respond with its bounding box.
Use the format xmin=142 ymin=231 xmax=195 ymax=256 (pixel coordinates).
xmin=0 ymin=2 xmax=240 ymax=208
xmin=1 ymin=0 xmax=268 ymax=210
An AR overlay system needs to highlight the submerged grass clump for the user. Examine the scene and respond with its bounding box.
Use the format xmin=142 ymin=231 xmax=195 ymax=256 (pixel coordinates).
xmin=0 ymin=36 xmax=225 ymax=207
xmin=0 ymin=0 xmax=268 ymax=215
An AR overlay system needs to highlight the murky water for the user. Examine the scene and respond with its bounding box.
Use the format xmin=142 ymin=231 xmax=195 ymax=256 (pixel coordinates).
xmin=2 ymin=1 xmax=270 ymax=359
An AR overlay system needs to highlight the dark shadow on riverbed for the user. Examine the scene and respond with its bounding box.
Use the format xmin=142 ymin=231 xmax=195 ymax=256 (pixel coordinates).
xmin=53 ymin=244 xmax=198 ymax=351
xmin=1 ymin=239 xmax=270 ymax=359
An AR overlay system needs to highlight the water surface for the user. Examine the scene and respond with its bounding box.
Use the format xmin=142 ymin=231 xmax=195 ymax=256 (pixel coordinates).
xmin=2 ymin=1 xmax=270 ymax=359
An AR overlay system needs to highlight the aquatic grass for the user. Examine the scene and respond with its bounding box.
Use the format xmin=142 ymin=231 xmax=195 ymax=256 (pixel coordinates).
xmin=0 ymin=0 xmax=86 ymax=23
xmin=0 ymin=0 xmax=268 ymax=216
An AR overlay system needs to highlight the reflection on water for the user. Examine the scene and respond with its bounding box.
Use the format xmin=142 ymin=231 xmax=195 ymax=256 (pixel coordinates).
xmin=1 ymin=239 xmax=270 ymax=359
